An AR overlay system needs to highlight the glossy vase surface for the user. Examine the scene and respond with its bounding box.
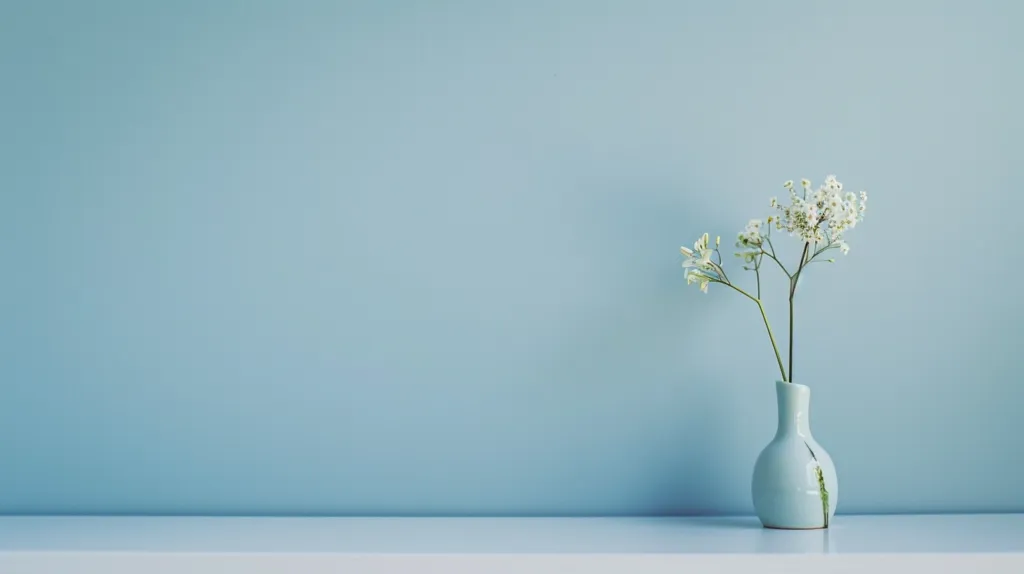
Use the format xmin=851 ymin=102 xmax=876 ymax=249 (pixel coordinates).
xmin=751 ymin=380 xmax=838 ymax=529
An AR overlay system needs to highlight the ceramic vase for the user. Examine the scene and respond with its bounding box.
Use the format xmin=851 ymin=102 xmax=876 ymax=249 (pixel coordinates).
xmin=751 ymin=380 xmax=838 ymax=529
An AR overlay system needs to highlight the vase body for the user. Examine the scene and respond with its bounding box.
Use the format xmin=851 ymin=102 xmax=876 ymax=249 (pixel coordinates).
xmin=751 ymin=380 xmax=838 ymax=529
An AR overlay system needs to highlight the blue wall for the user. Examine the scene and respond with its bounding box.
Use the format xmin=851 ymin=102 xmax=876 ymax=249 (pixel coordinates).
xmin=2 ymin=0 xmax=1022 ymax=516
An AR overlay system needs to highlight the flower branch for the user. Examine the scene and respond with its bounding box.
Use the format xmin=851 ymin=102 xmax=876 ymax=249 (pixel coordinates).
xmin=679 ymin=175 xmax=867 ymax=385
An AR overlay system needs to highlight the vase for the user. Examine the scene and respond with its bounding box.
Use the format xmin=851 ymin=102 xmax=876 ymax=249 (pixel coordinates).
xmin=751 ymin=380 xmax=838 ymax=529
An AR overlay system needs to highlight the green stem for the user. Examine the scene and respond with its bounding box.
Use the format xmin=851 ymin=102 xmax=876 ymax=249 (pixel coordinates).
xmin=755 ymin=256 xmax=762 ymax=299
xmin=715 ymin=280 xmax=788 ymax=382
xmin=760 ymin=300 xmax=787 ymax=382
xmin=788 ymin=299 xmax=794 ymax=382
xmin=709 ymin=260 xmax=731 ymax=284
xmin=763 ymin=237 xmax=792 ymax=277
xmin=811 ymin=242 xmax=834 ymax=259
xmin=788 ymin=242 xmax=811 ymax=382
xmin=760 ymin=248 xmax=792 ymax=277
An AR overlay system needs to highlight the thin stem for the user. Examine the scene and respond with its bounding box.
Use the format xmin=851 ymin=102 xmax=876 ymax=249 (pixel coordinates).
xmin=709 ymin=260 xmax=731 ymax=284
xmin=759 ymin=299 xmax=787 ymax=382
xmin=799 ymin=243 xmax=838 ymax=268
xmin=789 ymin=242 xmax=811 ymax=382
xmin=811 ymin=242 xmax=834 ymax=260
xmin=712 ymin=279 xmax=788 ymax=382
xmin=788 ymin=301 xmax=794 ymax=383
xmin=755 ymin=254 xmax=763 ymax=300
xmin=760 ymin=246 xmax=792 ymax=277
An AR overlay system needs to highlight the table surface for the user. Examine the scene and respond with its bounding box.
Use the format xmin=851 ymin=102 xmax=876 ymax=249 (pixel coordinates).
xmin=1 ymin=514 xmax=1022 ymax=554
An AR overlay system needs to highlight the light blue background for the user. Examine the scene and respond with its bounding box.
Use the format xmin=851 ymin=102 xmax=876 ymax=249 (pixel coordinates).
xmin=1 ymin=0 xmax=1022 ymax=516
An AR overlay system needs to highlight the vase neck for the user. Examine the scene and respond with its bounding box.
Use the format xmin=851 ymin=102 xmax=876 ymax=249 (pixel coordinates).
xmin=775 ymin=380 xmax=812 ymax=438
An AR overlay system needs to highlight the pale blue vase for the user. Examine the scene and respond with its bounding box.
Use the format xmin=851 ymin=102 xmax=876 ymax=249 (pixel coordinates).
xmin=751 ymin=380 xmax=838 ymax=529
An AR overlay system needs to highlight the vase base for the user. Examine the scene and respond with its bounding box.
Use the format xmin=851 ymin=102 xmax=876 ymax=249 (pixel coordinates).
xmin=762 ymin=524 xmax=829 ymax=530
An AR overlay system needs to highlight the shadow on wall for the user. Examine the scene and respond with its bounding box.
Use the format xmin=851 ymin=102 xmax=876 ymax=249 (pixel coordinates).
xmin=643 ymin=381 xmax=741 ymax=515
xmin=534 ymin=178 xmax=744 ymax=515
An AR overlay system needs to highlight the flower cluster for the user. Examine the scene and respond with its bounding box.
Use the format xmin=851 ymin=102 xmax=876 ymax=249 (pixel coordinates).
xmin=735 ymin=219 xmax=765 ymax=263
xmin=680 ymin=232 xmax=719 ymax=293
xmin=676 ymin=173 xmax=869 ymax=383
xmin=771 ymin=176 xmax=867 ymax=250
xmin=680 ymin=174 xmax=868 ymax=298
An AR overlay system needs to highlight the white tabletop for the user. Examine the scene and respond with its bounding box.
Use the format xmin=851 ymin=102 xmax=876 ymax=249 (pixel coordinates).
xmin=2 ymin=514 xmax=1022 ymax=573
xmin=0 ymin=513 xmax=1022 ymax=554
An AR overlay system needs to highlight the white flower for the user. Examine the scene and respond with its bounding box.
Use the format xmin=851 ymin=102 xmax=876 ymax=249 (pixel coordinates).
xmin=679 ymin=175 xmax=868 ymax=315
xmin=695 ymin=232 xmax=709 ymax=252
xmin=735 ymin=219 xmax=765 ymax=253
xmin=682 ymin=247 xmax=713 ymax=269
xmin=686 ymin=268 xmax=712 ymax=293
xmin=735 ymin=250 xmax=758 ymax=263
xmin=681 ymin=232 xmax=715 ymax=270
xmin=803 ymin=202 xmax=819 ymax=226
xmin=827 ymin=193 xmax=842 ymax=212
xmin=799 ymin=226 xmax=824 ymax=244
xmin=770 ymin=175 xmax=869 ymax=252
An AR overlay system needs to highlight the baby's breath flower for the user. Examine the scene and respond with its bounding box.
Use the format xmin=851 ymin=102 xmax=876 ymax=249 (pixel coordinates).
xmin=803 ymin=203 xmax=819 ymax=225
xmin=827 ymin=194 xmax=842 ymax=212
xmin=769 ymin=175 xmax=866 ymax=252
xmin=735 ymin=219 xmax=765 ymax=249
xmin=733 ymin=218 xmax=769 ymax=266
xmin=676 ymin=173 xmax=869 ymax=384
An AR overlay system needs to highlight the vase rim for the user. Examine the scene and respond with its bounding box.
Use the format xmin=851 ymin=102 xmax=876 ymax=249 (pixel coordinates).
xmin=776 ymin=380 xmax=810 ymax=391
